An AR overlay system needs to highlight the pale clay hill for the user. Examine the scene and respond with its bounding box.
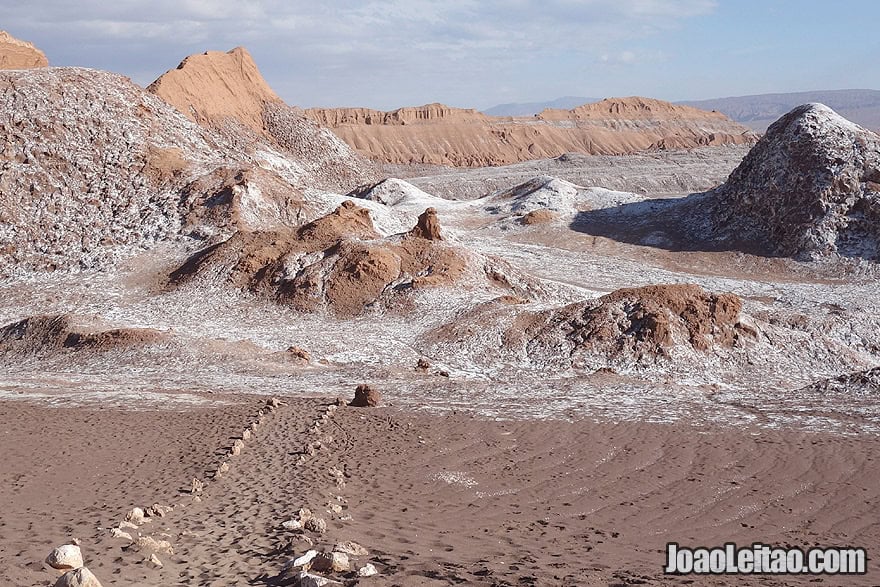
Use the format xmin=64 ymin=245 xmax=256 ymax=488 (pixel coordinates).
xmin=305 ymin=97 xmax=757 ymax=167
xmin=0 ymin=31 xmax=48 ymax=70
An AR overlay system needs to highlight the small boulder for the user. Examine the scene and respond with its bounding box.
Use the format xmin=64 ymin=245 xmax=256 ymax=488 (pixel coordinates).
xmin=349 ymin=384 xmax=380 ymax=407
xmin=334 ymin=541 xmax=369 ymax=556
xmin=109 ymin=528 xmax=133 ymax=542
xmin=287 ymin=346 xmax=312 ymax=363
xmin=310 ymin=551 xmax=350 ymax=573
xmin=409 ymin=207 xmax=443 ymax=240
xmin=296 ymin=571 xmax=333 ymax=587
xmin=282 ymin=519 xmax=302 ymax=531
xmin=190 ymin=478 xmax=204 ymax=494
xmin=357 ymin=563 xmax=378 ymax=577
xmin=53 ymin=567 xmax=102 ymax=587
xmin=133 ymin=536 xmax=174 ymax=555
xmin=144 ymin=553 xmax=163 ymax=568
xmin=124 ymin=507 xmax=146 ymax=525
xmin=242 ymin=428 xmax=253 ymax=441
xmin=304 ymin=516 xmax=327 ymax=534
xmin=416 ymin=357 xmax=431 ymax=371
xmin=46 ymin=544 xmax=84 ymax=571
xmin=146 ymin=503 xmax=173 ymax=518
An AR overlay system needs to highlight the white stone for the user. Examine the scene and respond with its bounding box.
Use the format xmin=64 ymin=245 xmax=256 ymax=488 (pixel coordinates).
xmin=53 ymin=567 xmax=103 ymax=587
xmin=109 ymin=528 xmax=133 ymax=541
xmin=134 ymin=536 xmax=174 ymax=555
xmin=357 ymin=563 xmax=378 ymax=577
xmin=144 ymin=553 xmax=163 ymax=568
xmin=124 ymin=507 xmax=146 ymax=525
xmin=282 ymin=519 xmax=302 ymax=531
xmin=334 ymin=541 xmax=369 ymax=556
xmin=46 ymin=544 xmax=84 ymax=571
xmin=289 ymin=549 xmax=318 ymax=569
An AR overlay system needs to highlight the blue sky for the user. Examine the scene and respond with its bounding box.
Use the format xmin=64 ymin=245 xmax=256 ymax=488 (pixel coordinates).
xmin=2 ymin=1 xmax=878 ymax=110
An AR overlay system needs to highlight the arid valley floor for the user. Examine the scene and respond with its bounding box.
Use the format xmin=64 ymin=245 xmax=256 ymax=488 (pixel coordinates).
xmin=1 ymin=33 xmax=880 ymax=587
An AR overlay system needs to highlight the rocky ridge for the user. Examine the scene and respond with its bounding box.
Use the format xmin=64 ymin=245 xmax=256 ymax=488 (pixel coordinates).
xmin=305 ymin=97 xmax=756 ymax=167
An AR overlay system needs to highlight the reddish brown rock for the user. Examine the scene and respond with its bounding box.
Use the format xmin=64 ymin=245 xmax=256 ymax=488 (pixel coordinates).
xmin=408 ymin=207 xmax=443 ymax=240
xmin=349 ymin=384 xmax=381 ymax=407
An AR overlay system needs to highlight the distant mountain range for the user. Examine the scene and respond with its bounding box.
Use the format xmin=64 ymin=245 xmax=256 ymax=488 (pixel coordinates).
xmin=483 ymin=96 xmax=598 ymax=117
xmin=484 ymin=89 xmax=880 ymax=131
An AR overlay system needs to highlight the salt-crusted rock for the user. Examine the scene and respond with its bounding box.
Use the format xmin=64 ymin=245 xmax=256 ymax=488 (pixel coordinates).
xmin=288 ymin=549 xmax=318 ymax=569
xmin=710 ymin=103 xmax=880 ymax=260
xmin=190 ymin=477 xmax=204 ymax=494
xmin=334 ymin=541 xmax=369 ymax=556
xmin=310 ymin=551 xmax=350 ymax=573
xmin=296 ymin=571 xmax=333 ymax=587
xmin=146 ymin=503 xmax=173 ymax=518
xmin=266 ymin=397 xmax=283 ymax=409
xmin=304 ymin=516 xmax=327 ymax=534
xmin=133 ymin=536 xmax=174 ymax=555
xmin=242 ymin=428 xmax=252 ymax=441
xmin=230 ymin=439 xmax=244 ymax=456
xmin=109 ymin=528 xmax=133 ymax=541
xmin=144 ymin=553 xmax=163 ymax=568
xmin=357 ymin=563 xmax=378 ymax=577
xmin=118 ymin=521 xmax=139 ymax=531
xmin=46 ymin=544 xmax=84 ymax=570
xmin=124 ymin=507 xmax=146 ymax=525
xmin=53 ymin=567 xmax=103 ymax=587
xmin=282 ymin=519 xmax=303 ymax=531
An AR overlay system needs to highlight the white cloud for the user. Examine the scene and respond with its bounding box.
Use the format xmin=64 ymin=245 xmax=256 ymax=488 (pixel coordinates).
xmin=2 ymin=0 xmax=718 ymax=107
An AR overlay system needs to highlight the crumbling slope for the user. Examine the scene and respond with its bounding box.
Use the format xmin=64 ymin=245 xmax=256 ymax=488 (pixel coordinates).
xmin=0 ymin=67 xmax=318 ymax=274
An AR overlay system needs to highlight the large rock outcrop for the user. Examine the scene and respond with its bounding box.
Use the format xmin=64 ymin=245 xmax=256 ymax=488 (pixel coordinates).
xmin=710 ymin=103 xmax=880 ymax=260
xmin=304 ymin=97 xmax=756 ymax=167
xmin=0 ymin=67 xmax=324 ymax=274
xmin=0 ymin=31 xmax=47 ymax=69
xmin=168 ymin=201 xmax=533 ymax=316
xmin=148 ymin=47 xmax=379 ymax=191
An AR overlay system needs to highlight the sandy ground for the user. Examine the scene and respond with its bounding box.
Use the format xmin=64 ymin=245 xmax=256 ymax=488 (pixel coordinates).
xmin=4 ymin=396 xmax=877 ymax=586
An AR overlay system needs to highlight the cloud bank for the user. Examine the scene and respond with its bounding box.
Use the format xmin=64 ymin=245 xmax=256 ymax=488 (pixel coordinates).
xmin=4 ymin=0 xmax=717 ymax=108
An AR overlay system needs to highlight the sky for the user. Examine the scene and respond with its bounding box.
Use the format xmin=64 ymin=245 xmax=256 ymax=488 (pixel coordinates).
xmin=3 ymin=0 xmax=878 ymax=111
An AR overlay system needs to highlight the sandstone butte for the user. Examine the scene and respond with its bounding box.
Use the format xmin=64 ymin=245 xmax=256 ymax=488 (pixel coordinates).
xmin=305 ymin=98 xmax=758 ymax=167
xmin=0 ymin=31 xmax=48 ymax=69
xmin=147 ymin=46 xmax=283 ymax=134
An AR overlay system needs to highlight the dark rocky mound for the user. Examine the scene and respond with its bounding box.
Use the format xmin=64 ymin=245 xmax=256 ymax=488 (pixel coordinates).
xmin=169 ymin=202 xmax=473 ymax=317
xmin=711 ymin=103 xmax=880 ymax=260
xmin=0 ymin=315 xmax=167 ymax=357
xmin=508 ymin=284 xmax=748 ymax=361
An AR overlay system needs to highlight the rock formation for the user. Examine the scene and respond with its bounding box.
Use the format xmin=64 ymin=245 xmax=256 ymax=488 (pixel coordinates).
xmin=148 ymin=46 xmax=379 ymax=191
xmin=710 ymin=103 xmax=880 ymax=260
xmin=0 ymin=315 xmax=166 ymax=357
xmin=0 ymin=31 xmax=47 ymax=69
xmin=147 ymin=47 xmax=282 ymax=132
xmin=427 ymin=284 xmax=751 ymax=369
xmin=304 ymin=97 xmax=756 ymax=167
xmin=349 ymin=384 xmax=381 ymax=407
xmin=0 ymin=67 xmax=323 ymax=274
xmin=168 ymin=201 xmax=507 ymax=317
